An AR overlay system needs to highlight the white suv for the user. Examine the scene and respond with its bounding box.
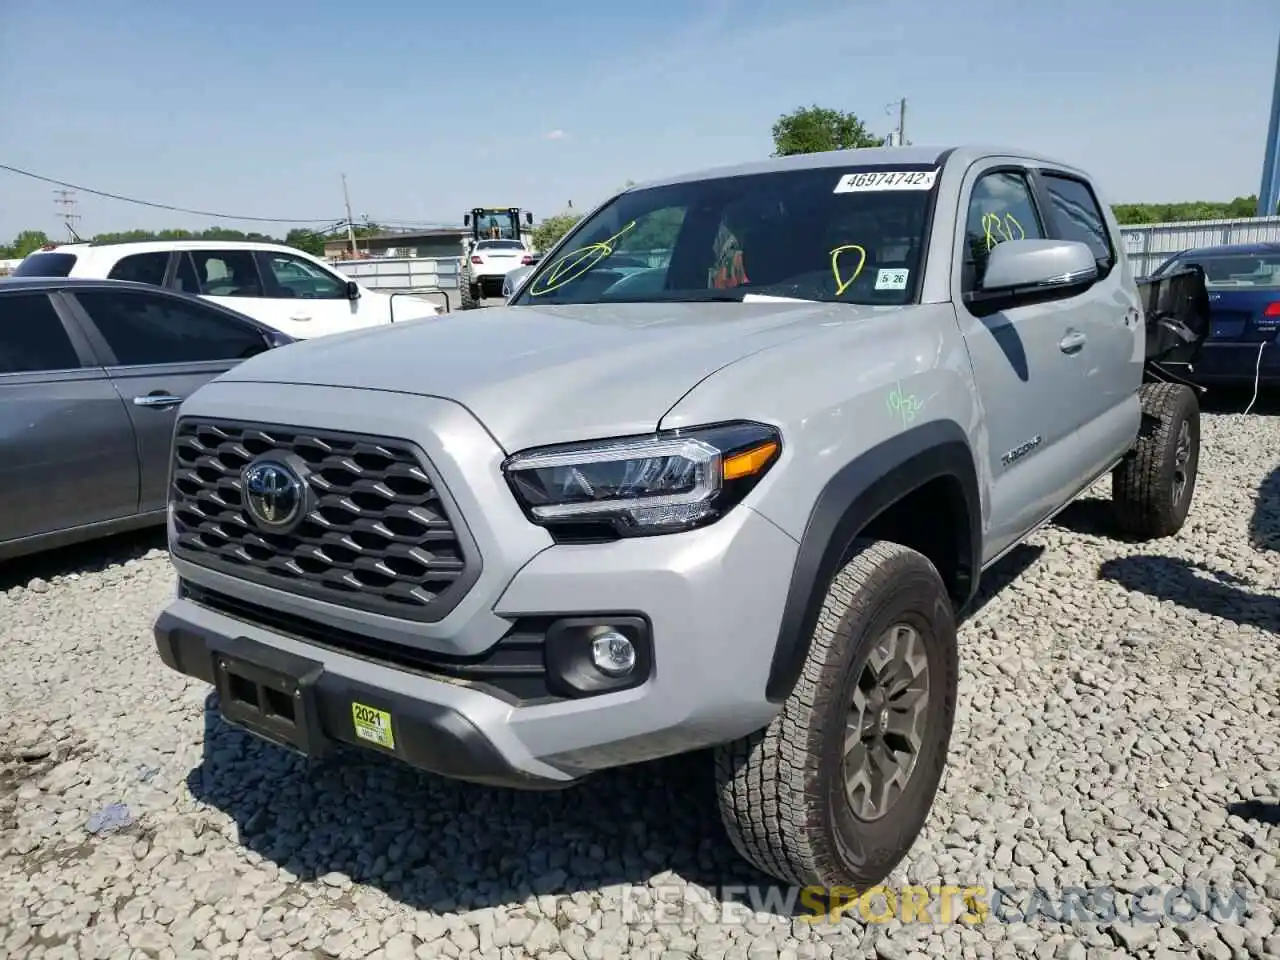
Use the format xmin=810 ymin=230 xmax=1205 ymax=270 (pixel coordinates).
xmin=14 ymin=241 xmax=439 ymax=340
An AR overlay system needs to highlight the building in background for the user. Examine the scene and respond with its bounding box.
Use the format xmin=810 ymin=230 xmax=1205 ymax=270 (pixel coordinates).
xmin=324 ymin=227 xmax=468 ymax=261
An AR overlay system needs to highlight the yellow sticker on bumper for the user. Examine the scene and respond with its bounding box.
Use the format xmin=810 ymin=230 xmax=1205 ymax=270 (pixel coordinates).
xmin=351 ymin=702 xmax=395 ymax=750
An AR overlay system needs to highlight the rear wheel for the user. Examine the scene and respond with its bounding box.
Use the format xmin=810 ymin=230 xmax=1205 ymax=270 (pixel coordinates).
xmin=1112 ymin=381 xmax=1200 ymax=539
xmin=715 ymin=539 xmax=958 ymax=889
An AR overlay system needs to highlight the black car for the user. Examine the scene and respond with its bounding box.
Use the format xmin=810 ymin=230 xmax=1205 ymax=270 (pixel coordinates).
xmin=0 ymin=277 xmax=295 ymax=561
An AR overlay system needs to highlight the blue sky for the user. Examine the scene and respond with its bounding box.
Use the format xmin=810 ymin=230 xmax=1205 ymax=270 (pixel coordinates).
xmin=2 ymin=0 xmax=1278 ymax=241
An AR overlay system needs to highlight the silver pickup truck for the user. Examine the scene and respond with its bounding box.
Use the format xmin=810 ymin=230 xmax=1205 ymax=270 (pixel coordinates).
xmin=153 ymin=144 xmax=1209 ymax=891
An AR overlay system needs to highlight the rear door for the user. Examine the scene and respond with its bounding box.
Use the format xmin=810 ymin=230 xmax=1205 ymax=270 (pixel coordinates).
xmin=0 ymin=290 xmax=139 ymax=544
xmin=63 ymin=287 xmax=275 ymax=513
xmin=1032 ymin=168 xmax=1143 ymax=474
xmin=950 ymin=163 xmax=1091 ymax=561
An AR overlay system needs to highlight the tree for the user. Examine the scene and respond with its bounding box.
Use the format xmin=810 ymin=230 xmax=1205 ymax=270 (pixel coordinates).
xmin=531 ymin=212 xmax=583 ymax=253
xmin=771 ymin=106 xmax=885 ymax=157
xmin=8 ymin=230 xmax=51 ymax=258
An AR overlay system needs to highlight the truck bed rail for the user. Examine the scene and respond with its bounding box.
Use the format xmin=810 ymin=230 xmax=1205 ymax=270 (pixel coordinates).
xmin=1136 ymin=264 xmax=1210 ymax=371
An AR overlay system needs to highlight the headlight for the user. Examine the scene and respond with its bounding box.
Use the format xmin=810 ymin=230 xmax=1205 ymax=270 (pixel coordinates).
xmin=502 ymin=421 xmax=781 ymax=538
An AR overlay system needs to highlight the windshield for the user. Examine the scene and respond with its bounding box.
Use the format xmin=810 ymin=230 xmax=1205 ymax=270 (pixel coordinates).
xmin=510 ymin=165 xmax=938 ymax=307
xmin=13 ymin=252 xmax=77 ymax=277
xmin=1159 ymin=250 xmax=1280 ymax=290
xmin=475 ymin=213 xmax=517 ymax=241
xmin=478 ymin=240 xmax=524 ymax=250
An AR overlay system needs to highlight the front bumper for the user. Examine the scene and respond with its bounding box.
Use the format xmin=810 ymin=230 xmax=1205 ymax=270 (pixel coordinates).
xmin=157 ymin=381 xmax=800 ymax=787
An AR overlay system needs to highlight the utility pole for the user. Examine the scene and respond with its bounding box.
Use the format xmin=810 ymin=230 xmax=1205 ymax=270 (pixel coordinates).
xmin=53 ymin=189 xmax=82 ymax=240
xmin=885 ymin=98 xmax=907 ymax=147
xmin=341 ymin=173 xmax=359 ymax=258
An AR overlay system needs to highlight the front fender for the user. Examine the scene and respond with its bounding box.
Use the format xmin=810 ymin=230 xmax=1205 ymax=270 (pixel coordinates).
xmin=764 ymin=419 xmax=982 ymax=702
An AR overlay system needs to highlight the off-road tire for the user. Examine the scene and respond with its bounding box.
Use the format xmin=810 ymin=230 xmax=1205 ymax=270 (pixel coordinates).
xmin=459 ymin=277 xmax=480 ymax=310
xmin=1111 ymin=381 xmax=1200 ymax=539
xmin=715 ymin=539 xmax=958 ymax=890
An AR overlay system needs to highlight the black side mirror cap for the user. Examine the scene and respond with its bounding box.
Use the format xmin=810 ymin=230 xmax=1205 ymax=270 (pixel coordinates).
xmin=345 ymin=280 xmax=361 ymax=300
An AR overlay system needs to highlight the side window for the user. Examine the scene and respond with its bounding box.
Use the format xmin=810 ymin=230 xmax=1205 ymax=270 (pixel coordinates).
xmin=0 ymin=293 xmax=84 ymax=374
xmin=1040 ymin=173 xmax=1115 ymax=277
xmin=187 ymin=250 xmax=264 ymax=298
xmin=107 ymin=252 xmax=170 ymax=287
xmin=963 ymin=171 xmax=1046 ymax=291
xmin=258 ymin=253 xmax=347 ymax=299
xmin=72 ymin=290 xmax=267 ymax=365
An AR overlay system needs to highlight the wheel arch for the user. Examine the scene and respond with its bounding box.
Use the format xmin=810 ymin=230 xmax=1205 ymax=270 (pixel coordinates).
xmin=764 ymin=418 xmax=982 ymax=703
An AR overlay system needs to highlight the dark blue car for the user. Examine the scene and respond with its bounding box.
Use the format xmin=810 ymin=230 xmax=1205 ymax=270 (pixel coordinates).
xmin=1151 ymin=241 xmax=1280 ymax=386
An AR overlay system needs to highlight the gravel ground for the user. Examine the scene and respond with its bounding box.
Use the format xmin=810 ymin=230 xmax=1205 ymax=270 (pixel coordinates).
xmin=1 ymin=403 xmax=1277 ymax=960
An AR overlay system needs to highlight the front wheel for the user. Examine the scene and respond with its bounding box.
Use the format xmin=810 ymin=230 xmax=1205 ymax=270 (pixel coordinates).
xmin=715 ymin=539 xmax=958 ymax=889
xmin=459 ymin=277 xmax=480 ymax=310
xmin=1111 ymin=381 xmax=1200 ymax=539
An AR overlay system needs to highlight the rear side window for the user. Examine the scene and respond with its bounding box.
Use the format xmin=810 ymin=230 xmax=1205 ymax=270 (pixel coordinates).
xmin=186 ymin=250 xmax=264 ymax=297
xmin=0 ymin=293 xmax=84 ymax=374
xmin=12 ymin=252 xmax=77 ymax=277
xmin=1040 ymin=173 xmax=1115 ymax=276
xmin=107 ymin=252 xmax=170 ymax=286
xmin=72 ymin=289 xmax=267 ymax=365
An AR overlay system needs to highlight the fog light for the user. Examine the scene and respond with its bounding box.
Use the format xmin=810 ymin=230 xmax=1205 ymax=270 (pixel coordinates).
xmin=590 ymin=630 xmax=637 ymax=677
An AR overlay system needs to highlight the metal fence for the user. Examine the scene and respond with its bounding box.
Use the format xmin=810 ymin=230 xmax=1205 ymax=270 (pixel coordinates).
xmin=1119 ymin=216 xmax=1280 ymax=277
xmin=332 ymin=256 xmax=461 ymax=291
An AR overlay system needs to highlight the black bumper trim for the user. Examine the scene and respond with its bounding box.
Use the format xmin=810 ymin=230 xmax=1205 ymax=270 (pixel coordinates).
xmin=155 ymin=609 xmax=577 ymax=790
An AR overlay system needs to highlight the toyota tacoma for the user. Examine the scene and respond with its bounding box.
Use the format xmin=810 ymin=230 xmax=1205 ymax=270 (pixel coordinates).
xmin=153 ymin=144 xmax=1209 ymax=890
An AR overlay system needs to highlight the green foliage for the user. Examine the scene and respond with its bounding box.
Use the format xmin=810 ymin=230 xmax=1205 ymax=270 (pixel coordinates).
xmin=4 ymin=230 xmax=52 ymax=258
xmin=0 ymin=222 xmax=392 ymax=261
xmin=771 ymin=105 xmax=886 ymax=157
xmin=531 ymin=212 xmax=583 ymax=253
xmin=1111 ymin=196 xmax=1269 ymax=224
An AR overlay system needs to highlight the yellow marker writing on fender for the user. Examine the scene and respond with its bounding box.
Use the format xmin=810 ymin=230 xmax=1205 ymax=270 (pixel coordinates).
xmin=530 ymin=221 xmax=638 ymax=296
xmin=830 ymin=244 xmax=867 ymax=296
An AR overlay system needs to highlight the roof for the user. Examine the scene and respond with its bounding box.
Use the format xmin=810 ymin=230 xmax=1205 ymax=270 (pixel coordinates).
xmin=1167 ymin=241 xmax=1280 ymax=258
xmin=29 ymin=239 xmax=309 ymax=256
xmin=0 ymin=276 xmax=183 ymax=293
xmin=627 ymin=143 xmax=1089 ymax=191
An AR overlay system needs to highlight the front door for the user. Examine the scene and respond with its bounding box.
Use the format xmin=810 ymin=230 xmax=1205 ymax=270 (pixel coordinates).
xmin=64 ymin=287 xmax=273 ymax=513
xmin=951 ymin=163 xmax=1092 ymax=562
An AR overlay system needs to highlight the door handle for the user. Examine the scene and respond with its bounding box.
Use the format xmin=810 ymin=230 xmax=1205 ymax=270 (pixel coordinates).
xmin=1059 ymin=331 xmax=1087 ymax=354
xmin=133 ymin=394 xmax=183 ymax=409
xmin=289 ymin=314 xmax=312 ymax=322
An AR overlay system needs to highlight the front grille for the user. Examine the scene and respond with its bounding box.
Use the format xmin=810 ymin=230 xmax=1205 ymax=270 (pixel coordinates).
xmin=170 ymin=419 xmax=478 ymax=621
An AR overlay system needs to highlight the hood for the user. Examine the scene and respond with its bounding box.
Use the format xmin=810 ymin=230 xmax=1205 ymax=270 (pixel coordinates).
xmin=216 ymin=300 xmax=877 ymax=451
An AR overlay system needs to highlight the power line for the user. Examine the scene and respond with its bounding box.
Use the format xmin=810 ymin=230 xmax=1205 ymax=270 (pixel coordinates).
xmin=0 ymin=162 xmax=338 ymax=224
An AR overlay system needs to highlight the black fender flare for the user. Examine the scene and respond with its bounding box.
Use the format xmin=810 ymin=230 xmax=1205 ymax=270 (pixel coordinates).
xmin=764 ymin=419 xmax=983 ymax=703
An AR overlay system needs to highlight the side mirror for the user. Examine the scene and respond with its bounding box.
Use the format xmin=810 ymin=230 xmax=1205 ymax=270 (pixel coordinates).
xmin=464 ymin=214 xmax=471 ymax=226
xmin=966 ymin=239 xmax=1098 ymax=314
xmin=345 ymin=280 xmax=361 ymax=300
xmin=526 ymin=212 xmax=534 ymax=225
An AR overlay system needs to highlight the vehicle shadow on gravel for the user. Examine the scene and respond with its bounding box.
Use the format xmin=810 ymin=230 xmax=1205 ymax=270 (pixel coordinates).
xmin=1097 ymin=556 xmax=1280 ymax=634
xmin=1250 ymin=463 xmax=1280 ymax=554
xmin=185 ymin=695 xmax=798 ymax=912
xmin=0 ymin=528 xmax=167 ymax=592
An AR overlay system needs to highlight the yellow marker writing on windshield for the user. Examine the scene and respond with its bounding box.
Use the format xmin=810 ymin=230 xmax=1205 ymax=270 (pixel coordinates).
xmin=981 ymin=212 xmax=1025 ymax=251
xmin=530 ymin=221 xmax=638 ymax=296
xmin=830 ymin=244 xmax=867 ymax=296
